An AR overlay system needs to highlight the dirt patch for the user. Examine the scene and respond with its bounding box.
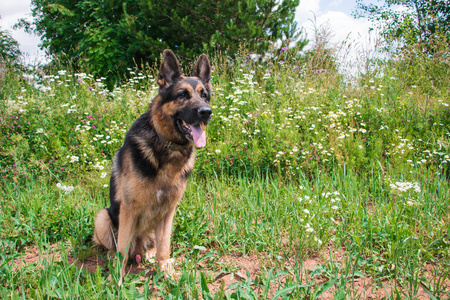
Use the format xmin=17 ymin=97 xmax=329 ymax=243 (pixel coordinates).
xmin=202 ymin=249 xmax=449 ymax=299
xmin=11 ymin=245 xmax=154 ymax=278
xmin=11 ymin=244 xmax=60 ymax=271
xmin=10 ymin=245 xmax=450 ymax=299
xmin=207 ymin=253 xmax=264 ymax=295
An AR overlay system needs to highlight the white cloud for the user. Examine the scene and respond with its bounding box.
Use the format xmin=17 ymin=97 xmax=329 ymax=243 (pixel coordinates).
xmin=1 ymin=1 xmax=31 ymax=16
xmin=296 ymin=0 xmax=321 ymax=22
xmin=329 ymin=0 xmax=343 ymax=9
xmin=295 ymin=2 xmax=379 ymax=76
xmin=315 ymin=11 xmax=372 ymax=47
xmin=296 ymin=6 xmax=373 ymax=47
xmin=316 ymin=11 xmax=378 ymax=75
xmin=0 ymin=0 xmax=32 ymax=29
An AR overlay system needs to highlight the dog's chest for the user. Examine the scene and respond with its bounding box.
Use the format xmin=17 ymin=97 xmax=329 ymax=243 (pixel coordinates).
xmin=135 ymin=181 xmax=185 ymax=229
xmin=139 ymin=155 xmax=191 ymax=210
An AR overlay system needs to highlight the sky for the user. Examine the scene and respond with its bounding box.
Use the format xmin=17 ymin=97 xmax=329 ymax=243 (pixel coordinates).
xmin=296 ymin=0 xmax=374 ymax=47
xmin=0 ymin=0 xmax=377 ymax=65
xmin=0 ymin=0 xmax=45 ymax=64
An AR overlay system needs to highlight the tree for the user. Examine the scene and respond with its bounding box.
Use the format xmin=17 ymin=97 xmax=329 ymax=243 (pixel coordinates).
xmin=18 ymin=0 xmax=302 ymax=83
xmin=354 ymin=0 xmax=450 ymax=53
xmin=0 ymin=25 xmax=21 ymax=64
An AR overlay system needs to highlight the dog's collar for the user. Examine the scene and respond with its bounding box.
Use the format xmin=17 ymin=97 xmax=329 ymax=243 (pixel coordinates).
xmin=158 ymin=134 xmax=192 ymax=151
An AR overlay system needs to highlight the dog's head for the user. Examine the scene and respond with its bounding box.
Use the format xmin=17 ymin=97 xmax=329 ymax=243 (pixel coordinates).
xmin=151 ymin=50 xmax=212 ymax=148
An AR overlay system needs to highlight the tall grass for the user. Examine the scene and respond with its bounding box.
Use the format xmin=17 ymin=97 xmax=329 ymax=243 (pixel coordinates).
xmin=1 ymin=43 xmax=449 ymax=298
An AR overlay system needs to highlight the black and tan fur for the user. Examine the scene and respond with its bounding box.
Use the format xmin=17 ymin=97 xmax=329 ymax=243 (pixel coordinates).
xmin=93 ymin=50 xmax=212 ymax=282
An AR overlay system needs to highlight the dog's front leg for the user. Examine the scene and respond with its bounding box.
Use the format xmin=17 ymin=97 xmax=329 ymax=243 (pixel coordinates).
xmin=155 ymin=205 xmax=177 ymax=276
xmin=117 ymin=207 xmax=134 ymax=285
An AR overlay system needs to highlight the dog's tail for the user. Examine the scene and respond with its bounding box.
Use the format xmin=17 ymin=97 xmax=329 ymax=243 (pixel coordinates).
xmin=93 ymin=208 xmax=117 ymax=251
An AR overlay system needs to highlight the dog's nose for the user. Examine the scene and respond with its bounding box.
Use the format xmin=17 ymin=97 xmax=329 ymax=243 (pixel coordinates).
xmin=198 ymin=106 xmax=212 ymax=119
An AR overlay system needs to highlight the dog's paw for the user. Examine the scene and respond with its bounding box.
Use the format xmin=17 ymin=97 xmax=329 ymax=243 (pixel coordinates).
xmin=145 ymin=248 xmax=156 ymax=262
xmin=107 ymin=250 xmax=114 ymax=260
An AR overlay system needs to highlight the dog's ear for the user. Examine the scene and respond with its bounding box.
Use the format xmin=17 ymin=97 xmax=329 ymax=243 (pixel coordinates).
xmin=193 ymin=54 xmax=212 ymax=90
xmin=158 ymin=49 xmax=182 ymax=90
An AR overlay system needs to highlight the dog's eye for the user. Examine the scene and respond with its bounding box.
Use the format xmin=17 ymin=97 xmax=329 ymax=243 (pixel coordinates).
xmin=179 ymin=91 xmax=189 ymax=100
xmin=201 ymin=91 xmax=208 ymax=100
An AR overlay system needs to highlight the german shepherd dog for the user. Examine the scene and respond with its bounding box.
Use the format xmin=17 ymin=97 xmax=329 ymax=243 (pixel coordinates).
xmin=93 ymin=50 xmax=212 ymax=283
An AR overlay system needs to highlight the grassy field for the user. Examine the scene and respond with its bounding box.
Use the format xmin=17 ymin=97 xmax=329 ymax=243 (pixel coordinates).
xmin=1 ymin=48 xmax=450 ymax=299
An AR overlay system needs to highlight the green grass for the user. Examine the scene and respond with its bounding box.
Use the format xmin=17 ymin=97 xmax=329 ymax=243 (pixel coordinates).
xmin=1 ymin=48 xmax=449 ymax=298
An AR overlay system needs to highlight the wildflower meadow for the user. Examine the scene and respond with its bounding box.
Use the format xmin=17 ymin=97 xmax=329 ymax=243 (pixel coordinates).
xmin=1 ymin=47 xmax=449 ymax=299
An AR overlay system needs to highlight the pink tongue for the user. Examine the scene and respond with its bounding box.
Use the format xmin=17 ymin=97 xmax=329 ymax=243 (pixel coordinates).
xmin=189 ymin=124 xmax=206 ymax=148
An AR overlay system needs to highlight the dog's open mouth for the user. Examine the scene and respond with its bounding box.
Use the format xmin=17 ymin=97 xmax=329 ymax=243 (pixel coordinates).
xmin=176 ymin=119 xmax=207 ymax=148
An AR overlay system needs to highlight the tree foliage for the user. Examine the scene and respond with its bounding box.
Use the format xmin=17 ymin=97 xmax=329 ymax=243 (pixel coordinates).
xmin=19 ymin=0 xmax=302 ymax=83
xmin=0 ymin=26 xmax=21 ymax=64
xmin=354 ymin=0 xmax=450 ymax=53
